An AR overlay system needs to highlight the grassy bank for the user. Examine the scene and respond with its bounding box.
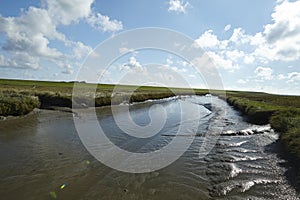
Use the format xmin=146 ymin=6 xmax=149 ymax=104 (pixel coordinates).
xmin=0 ymin=90 xmax=40 ymax=116
xmin=224 ymin=91 xmax=300 ymax=189
xmin=0 ymin=79 xmax=208 ymax=116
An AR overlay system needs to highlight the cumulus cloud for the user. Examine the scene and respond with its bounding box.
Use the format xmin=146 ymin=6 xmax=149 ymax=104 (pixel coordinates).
xmin=194 ymin=30 xmax=223 ymax=49
xmin=87 ymin=13 xmax=123 ymax=32
xmin=61 ymin=68 xmax=74 ymax=75
xmin=121 ymin=56 xmax=146 ymax=73
xmin=160 ymin=58 xmax=188 ymax=73
xmin=168 ymin=0 xmax=190 ymax=14
xmin=46 ymin=0 xmax=93 ymax=25
xmin=0 ymin=53 xmax=40 ymax=69
xmin=72 ymin=41 xmax=93 ymax=59
xmin=264 ymin=1 xmax=300 ymax=43
xmin=224 ymin=24 xmax=231 ymax=32
xmin=0 ymin=7 xmax=65 ymax=60
xmin=194 ymin=0 xmax=300 ymax=74
xmin=287 ymin=72 xmax=300 ymax=83
xmin=263 ymin=0 xmax=300 ymax=61
xmin=166 ymin=58 xmax=174 ymax=66
xmin=119 ymin=47 xmax=135 ymax=54
xmin=277 ymin=74 xmax=286 ymax=80
xmin=229 ymin=28 xmax=252 ymax=45
xmin=207 ymin=51 xmax=239 ymax=71
xmin=225 ymin=50 xmax=245 ymax=61
xmin=275 ymin=71 xmax=300 ymax=83
xmin=46 ymin=0 xmax=123 ymax=32
xmin=0 ymin=0 xmax=122 ymax=70
xmin=254 ymin=67 xmax=273 ymax=80
xmin=243 ymin=55 xmax=255 ymax=64
xmin=170 ymin=66 xmax=187 ymax=73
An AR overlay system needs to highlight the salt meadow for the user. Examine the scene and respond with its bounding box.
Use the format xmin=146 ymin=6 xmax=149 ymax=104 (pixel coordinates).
xmin=0 ymin=78 xmax=300 ymax=199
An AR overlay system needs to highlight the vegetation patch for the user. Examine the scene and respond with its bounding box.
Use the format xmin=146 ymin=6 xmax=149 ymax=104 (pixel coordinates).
xmin=0 ymin=79 xmax=209 ymax=114
xmin=0 ymin=90 xmax=40 ymax=116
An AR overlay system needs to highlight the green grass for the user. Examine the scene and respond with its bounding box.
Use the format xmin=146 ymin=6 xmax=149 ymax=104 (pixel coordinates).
xmin=0 ymin=90 xmax=40 ymax=116
xmin=226 ymin=96 xmax=277 ymax=124
xmin=0 ymin=79 xmax=208 ymax=114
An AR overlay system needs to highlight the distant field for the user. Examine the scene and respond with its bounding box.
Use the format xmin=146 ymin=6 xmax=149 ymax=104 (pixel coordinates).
xmin=0 ymin=78 xmax=208 ymax=94
xmin=0 ymin=78 xmax=208 ymax=116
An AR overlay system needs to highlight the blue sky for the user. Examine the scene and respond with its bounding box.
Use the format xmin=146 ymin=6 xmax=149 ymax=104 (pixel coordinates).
xmin=0 ymin=0 xmax=299 ymax=95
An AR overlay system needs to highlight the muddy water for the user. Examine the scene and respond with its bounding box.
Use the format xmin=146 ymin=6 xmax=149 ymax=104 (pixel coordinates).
xmin=0 ymin=96 xmax=298 ymax=200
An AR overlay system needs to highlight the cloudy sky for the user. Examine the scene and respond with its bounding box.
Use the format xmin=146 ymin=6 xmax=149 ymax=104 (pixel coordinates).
xmin=0 ymin=0 xmax=299 ymax=95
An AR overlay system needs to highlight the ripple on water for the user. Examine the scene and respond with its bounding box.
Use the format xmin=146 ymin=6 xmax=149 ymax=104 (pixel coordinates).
xmin=230 ymin=163 xmax=243 ymax=178
xmin=221 ymin=147 xmax=258 ymax=153
xmin=240 ymin=179 xmax=280 ymax=193
xmin=211 ymin=178 xmax=281 ymax=197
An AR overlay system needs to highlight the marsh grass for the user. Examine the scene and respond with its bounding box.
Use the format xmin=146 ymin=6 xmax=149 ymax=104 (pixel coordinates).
xmin=0 ymin=90 xmax=40 ymax=116
xmin=0 ymin=79 xmax=209 ymax=114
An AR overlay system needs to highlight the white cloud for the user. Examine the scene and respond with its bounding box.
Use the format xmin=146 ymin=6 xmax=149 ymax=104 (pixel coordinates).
xmin=168 ymin=0 xmax=190 ymax=14
xmin=244 ymin=55 xmax=255 ymax=64
xmin=119 ymin=47 xmax=135 ymax=54
xmin=169 ymin=66 xmax=187 ymax=73
xmin=46 ymin=0 xmax=93 ymax=25
xmin=225 ymin=50 xmax=245 ymax=62
xmin=207 ymin=51 xmax=239 ymax=71
xmin=250 ymin=32 xmax=265 ymax=46
xmin=180 ymin=60 xmax=189 ymax=67
xmin=61 ymin=68 xmax=74 ymax=74
xmin=72 ymin=41 xmax=93 ymax=59
xmin=0 ymin=7 xmax=64 ymax=60
xmin=166 ymin=58 xmax=174 ymax=66
xmin=162 ymin=58 xmax=188 ymax=73
xmin=229 ymin=28 xmax=251 ymax=45
xmin=287 ymin=72 xmax=300 ymax=83
xmin=0 ymin=0 xmax=122 ymax=70
xmin=194 ymin=0 xmax=300 ymax=75
xmin=277 ymin=74 xmax=286 ymax=80
xmin=224 ymin=24 xmax=231 ymax=32
xmin=46 ymin=0 xmax=123 ymax=32
xmin=264 ymin=1 xmax=300 ymax=43
xmin=254 ymin=67 xmax=273 ymax=80
xmin=275 ymin=72 xmax=300 ymax=83
xmin=263 ymin=0 xmax=300 ymax=61
xmin=0 ymin=52 xmax=40 ymax=69
xmin=194 ymin=30 xmax=221 ymax=48
xmin=87 ymin=13 xmax=123 ymax=32
xmin=122 ymin=56 xmax=146 ymax=73
xmin=189 ymin=0 xmax=300 ymax=93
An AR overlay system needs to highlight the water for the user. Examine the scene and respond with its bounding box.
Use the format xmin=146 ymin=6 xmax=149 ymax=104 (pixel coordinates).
xmin=0 ymin=96 xmax=298 ymax=200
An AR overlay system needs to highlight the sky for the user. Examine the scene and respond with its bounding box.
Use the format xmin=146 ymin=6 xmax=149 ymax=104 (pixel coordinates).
xmin=0 ymin=0 xmax=299 ymax=95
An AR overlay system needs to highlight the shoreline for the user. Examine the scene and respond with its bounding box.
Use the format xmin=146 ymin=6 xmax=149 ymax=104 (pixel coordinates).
xmin=0 ymin=95 xmax=184 ymax=121
xmin=1 ymin=78 xmax=299 ymax=191
xmin=1 ymin=92 xmax=299 ymax=192
xmin=222 ymin=95 xmax=300 ymax=192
